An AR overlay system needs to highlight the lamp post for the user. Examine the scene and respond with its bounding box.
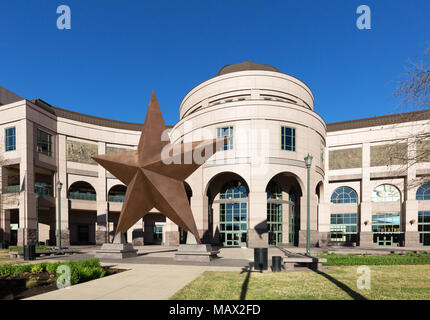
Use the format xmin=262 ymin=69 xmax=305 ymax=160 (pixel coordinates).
xmin=304 ymin=154 xmax=313 ymax=256
xmin=35 ymin=193 xmax=39 ymax=247
xmin=56 ymin=181 xmax=63 ymax=250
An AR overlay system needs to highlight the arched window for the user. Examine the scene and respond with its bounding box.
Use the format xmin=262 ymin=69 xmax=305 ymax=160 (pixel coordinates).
xmin=372 ymin=184 xmax=401 ymax=203
xmin=417 ymin=183 xmax=430 ymax=201
xmin=331 ymin=187 xmax=358 ymax=204
xmin=108 ymin=185 xmax=126 ymax=202
xmin=68 ymin=181 xmax=96 ymax=201
xmin=220 ymin=181 xmax=248 ymax=199
xmin=266 ymin=181 xmax=282 ymax=200
xmin=219 ymin=180 xmax=248 ymax=247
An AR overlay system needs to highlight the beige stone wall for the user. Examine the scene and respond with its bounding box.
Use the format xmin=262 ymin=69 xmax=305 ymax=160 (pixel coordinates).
xmin=329 ymin=148 xmax=362 ymax=170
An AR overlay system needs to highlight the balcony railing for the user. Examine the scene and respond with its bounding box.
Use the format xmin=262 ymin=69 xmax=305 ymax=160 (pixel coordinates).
xmin=35 ymin=185 xmax=53 ymax=196
xmin=69 ymin=192 xmax=96 ymax=201
xmin=108 ymin=195 xmax=125 ymax=202
xmin=3 ymin=185 xmax=20 ymax=194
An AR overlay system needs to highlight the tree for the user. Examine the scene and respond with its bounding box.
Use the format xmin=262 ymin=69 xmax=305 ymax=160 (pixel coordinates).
xmin=384 ymin=45 xmax=430 ymax=188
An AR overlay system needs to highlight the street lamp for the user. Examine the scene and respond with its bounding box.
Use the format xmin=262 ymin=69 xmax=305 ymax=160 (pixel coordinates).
xmin=304 ymin=154 xmax=313 ymax=256
xmin=56 ymin=181 xmax=63 ymax=250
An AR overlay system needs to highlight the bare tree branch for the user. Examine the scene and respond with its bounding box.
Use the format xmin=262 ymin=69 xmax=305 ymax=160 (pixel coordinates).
xmin=387 ymin=45 xmax=430 ymax=188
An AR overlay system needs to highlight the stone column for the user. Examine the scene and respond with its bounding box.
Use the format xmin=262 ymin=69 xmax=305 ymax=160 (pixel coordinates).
xmin=56 ymin=134 xmax=70 ymax=246
xmin=298 ymin=195 xmax=319 ymax=247
xmin=319 ymin=146 xmax=331 ymax=245
xmin=282 ymin=199 xmax=290 ymax=245
xmin=191 ymin=194 xmax=206 ymax=241
xmin=298 ymin=169 xmax=319 ymax=248
xmin=18 ymin=120 xmax=36 ymax=246
xmin=211 ymin=201 xmax=221 ymax=245
xmin=164 ymin=217 xmax=179 ymax=246
xmin=128 ymin=219 xmax=144 ymax=246
xmin=405 ymin=139 xmax=419 ymax=246
xmin=96 ymin=142 xmax=108 ymax=244
xmin=1 ymin=209 xmax=10 ymax=243
xmin=317 ymin=202 xmax=331 ymax=247
xmin=359 ymin=142 xmax=373 ymax=247
xmin=248 ymin=191 xmax=268 ymax=248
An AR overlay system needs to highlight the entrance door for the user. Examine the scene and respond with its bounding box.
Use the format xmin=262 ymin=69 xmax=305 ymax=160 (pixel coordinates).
xmin=289 ymin=200 xmax=300 ymax=246
xmin=375 ymin=233 xmax=401 ymax=246
xmin=77 ymin=225 xmax=89 ymax=243
xmin=153 ymin=225 xmax=163 ymax=245
xmin=267 ymin=203 xmax=282 ymax=246
xmin=220 ymin=202 xmax=247 ymax=247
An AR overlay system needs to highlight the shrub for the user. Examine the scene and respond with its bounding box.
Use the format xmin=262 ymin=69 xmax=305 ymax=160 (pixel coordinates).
xmin=0 ymin=259 xmax=106 ymax=285
xmin=45 ymin=262 xmax=61 ymax=274
xmin=8 ymin=246 xmax=51 ymax=252
xmin=30 ymin=264 xmax=44 ymax=274
xmin=25 ymin=279 xmax=38 ymax=289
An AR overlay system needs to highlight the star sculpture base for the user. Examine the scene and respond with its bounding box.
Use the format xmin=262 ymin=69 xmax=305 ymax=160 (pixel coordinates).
xmin=95 ymin=233 xmax=138 ymax=260
xmin=174 ymin=236 xmax=219 ymax=262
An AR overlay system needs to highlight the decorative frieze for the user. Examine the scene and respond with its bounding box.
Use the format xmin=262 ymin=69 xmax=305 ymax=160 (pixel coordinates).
xmin=329 ymin=148 xmax=362 ymax=170
xmin=417 ymin=140 xmax=430 ymax=163
xmin=370 ymin=143 xmax=407 ymax=167
xmin=67 ymin=140 xmax=98 ymax=165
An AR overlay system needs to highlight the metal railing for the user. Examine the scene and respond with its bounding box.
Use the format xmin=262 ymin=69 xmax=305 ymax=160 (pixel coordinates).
xmin=35 ymin=185 xmax=53 ymax=196
xmin=3 ymin=185 xmax=20 ymax=194
xmin=108 ymin=195 xmax=125 ymax=202
xmin=69 ymin=192 xmax=96 ymax=201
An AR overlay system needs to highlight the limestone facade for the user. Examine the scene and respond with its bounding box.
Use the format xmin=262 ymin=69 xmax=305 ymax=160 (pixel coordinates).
xmin=1 ymin=62 xmax=429 ymax=248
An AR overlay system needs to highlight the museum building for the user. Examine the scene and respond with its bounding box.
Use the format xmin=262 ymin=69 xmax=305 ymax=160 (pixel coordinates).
xmin=1 ymin=61 xmax=430 ymax=248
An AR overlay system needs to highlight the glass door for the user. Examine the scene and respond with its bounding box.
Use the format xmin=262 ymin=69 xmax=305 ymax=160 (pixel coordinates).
xmin=153 ymin=225 xmax=163 ymax=245
xmin=220 ymin=202 xmax=247 ymax=247
xmin=267 ymin=203 xmax=282 ymax=246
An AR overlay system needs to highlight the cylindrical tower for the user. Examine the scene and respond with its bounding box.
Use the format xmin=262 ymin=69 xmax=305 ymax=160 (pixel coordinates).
xmin=169 ymin=61 xmax=327 ymax=248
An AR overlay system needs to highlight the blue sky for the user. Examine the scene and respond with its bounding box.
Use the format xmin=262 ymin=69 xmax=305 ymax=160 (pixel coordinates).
xmin=0 ymin=0 xmax=429 ymax=125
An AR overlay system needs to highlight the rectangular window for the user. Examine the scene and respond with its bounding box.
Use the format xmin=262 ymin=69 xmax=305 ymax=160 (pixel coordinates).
xmin=217 ymin=126 xmax=233 ymax=151
xmin=330 ymin=213 xmax=358 ymax=243
xmin=5 ymin=127 xmax=16 ymax=151
xmin=37 ymin=129 xmax=53 ymax=157
xmin=372 ymin=212 xmax=401 ymax=233
xmin=419 ymin=211 xmax=430 ymax=246
xmin=281 ymin=126 xmax=296 ymax=151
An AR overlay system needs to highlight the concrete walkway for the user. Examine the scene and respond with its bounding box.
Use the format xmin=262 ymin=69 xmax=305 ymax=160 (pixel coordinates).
xmin=26 ymin=263 xmax=240 ymax=300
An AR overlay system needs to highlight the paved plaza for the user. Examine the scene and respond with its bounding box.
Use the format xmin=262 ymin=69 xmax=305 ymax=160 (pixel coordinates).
xmin=17 ymin=245 xmax=430 ymax=300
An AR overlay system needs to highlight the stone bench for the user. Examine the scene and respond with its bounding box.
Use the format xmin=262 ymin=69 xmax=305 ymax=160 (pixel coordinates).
xmin=174 ymin=244 xmax=220 ymax=262
xmin=283 ymin=255 xmax=327 ymax=271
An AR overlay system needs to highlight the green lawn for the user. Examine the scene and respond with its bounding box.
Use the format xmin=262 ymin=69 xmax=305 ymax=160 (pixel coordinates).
xmin=170 ymin=265 xmax=430 ymax=300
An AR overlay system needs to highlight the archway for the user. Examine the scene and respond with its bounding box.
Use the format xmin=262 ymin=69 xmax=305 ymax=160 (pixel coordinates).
xmin=68 ymin=181 xmax=97 ymax=245
xmin=108 ymin=184 xmax=126 ymax=202
xmin=265 ymin=172 xmax=303 ymax=246
xmin=206 ymin=172 xmax=249 ymax=247
xmin=68 ymin=181 xmax=96 ymax=201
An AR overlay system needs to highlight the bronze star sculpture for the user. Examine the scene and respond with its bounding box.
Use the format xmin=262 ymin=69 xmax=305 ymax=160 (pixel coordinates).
xmin=92 ymin=91 xmax=226 ymax=244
